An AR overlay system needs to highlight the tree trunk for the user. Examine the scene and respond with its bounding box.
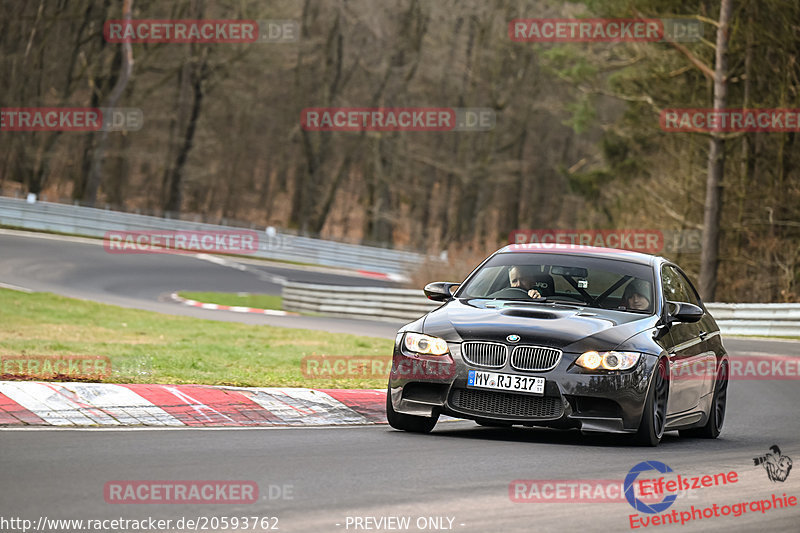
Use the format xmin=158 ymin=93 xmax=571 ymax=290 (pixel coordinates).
xmin=735 ymin=1 xmax=754 ymax=254
xmin=699 ymin=0 xmax=734 ymax=301
xmin=83 ymin=0 xmax=133 ymax=206
xmin=163 ymin=59 xmax=206 ymax=214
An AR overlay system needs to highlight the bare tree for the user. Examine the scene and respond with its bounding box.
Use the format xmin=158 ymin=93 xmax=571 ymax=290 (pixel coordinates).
xmin=84 ymin=0 xmax=134 ymax=205
xmin=699 ymin=0 xmax=734 ymax=301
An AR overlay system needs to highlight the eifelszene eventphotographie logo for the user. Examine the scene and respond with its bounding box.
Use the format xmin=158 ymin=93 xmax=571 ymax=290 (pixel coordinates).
xmin=624 ymin=461 xmax=677 ymax=514
xmin=754 ymin=445 xmax=793 ymax=483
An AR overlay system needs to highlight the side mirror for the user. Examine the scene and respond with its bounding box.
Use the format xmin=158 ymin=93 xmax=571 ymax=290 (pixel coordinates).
xmin=423 ymin=282 xmax=459 ymax=302
xmin=667 ymin=301 xmax=704 ymax=324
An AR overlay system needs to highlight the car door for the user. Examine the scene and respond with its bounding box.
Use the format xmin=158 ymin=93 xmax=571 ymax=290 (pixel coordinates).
xmin=661 ymin=265 xmax=708 ymax=414
xmin=673 ymin=266 xmax=719 ymax=401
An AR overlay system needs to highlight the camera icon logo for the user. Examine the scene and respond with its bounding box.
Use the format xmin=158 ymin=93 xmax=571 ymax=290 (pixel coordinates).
xmin=753 ymin=445 xmax=793 ymax=482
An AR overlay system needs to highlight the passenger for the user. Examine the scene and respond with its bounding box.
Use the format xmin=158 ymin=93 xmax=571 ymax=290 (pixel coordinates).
xmin=622 ymin=279 xmax=652 ymax=311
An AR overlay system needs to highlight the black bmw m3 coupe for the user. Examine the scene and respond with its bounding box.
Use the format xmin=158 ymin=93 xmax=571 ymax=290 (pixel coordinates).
xmin=387 ymin=243 xmax=729 ymax=446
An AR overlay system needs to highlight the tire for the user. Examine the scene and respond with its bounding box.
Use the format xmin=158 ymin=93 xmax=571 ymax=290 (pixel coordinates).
xmin=635 ymin=357 xmax=669 ymax=446
xmin=680 ymin=361 xmax=728 ymax=439
xmin=386 ymin=387 xmax=438 ymax=433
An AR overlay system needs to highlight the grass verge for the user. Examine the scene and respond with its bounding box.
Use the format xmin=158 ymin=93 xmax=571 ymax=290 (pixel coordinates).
xmin=0 ymin=288 xmax=392 ymax=388
xmin=178 ymin=291 xmax=282 ymax=310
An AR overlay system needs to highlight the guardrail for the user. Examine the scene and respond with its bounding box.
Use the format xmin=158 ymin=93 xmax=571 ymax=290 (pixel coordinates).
xmin=282 ymin=282 xmax=800 ymax=336
xmin=0 ymin=196 xmax=422 ymax=276
xmin=282 ymin=282 xmax=439 ymax=322
xmin=5 ymin=196 xmax=798 ymax=337
xmin=704 ymin=303 xmax=800 ymax=337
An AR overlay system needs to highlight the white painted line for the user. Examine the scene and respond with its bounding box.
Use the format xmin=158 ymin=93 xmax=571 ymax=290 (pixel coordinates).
xmin=194 ymin=253 xmax=248 ymax=271
xmin=0 ymin=281 xmax=34 ymax=293
xmin=194 ymin=253 xmax=288 ymax=285
xmin=0 ymin=228 xmax=102 ymax=247
xmin=170 ymin=292 xmax=294 ymax=316
xmin=161 ymin=386 xmax=236 ymax=424
xmin=726 ymin=336 xmax=800 ymax=344
xmin=229 ymin=255 xmax=399 ymax=281
xmin=0 ymin=424 xmax=403 ymax=432
xmin=0 ymin=419 xmax=463 ymax=431
xmin=260 ymin=308 xmax=294 ymax=316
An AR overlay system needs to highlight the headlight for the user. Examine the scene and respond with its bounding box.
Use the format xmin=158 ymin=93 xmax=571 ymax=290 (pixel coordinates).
xmin=403 ymin=333 xmax=449 ymax=355
xmin=575 ymin=351 xmax=640 ymax=371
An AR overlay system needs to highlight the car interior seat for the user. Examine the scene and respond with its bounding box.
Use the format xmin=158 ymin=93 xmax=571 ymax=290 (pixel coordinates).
xmin=528 ymin=274 xmax=555 ymax=296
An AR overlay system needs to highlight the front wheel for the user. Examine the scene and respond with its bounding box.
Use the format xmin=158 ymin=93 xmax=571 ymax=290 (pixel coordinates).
xmin=680 ymin=362 xmax=728 ymax=439
xmin=635 ymin=357 xmax=669 ymax=446
xmin=386 ymin=387 xmax=438 ymax=433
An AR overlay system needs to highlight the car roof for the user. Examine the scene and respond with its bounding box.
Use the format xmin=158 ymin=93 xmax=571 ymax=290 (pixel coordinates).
xmin=497 ymin=243 xmax=663 ymax=266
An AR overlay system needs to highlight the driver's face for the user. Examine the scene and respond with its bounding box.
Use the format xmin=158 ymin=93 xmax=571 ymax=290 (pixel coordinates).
xmin=626 ymin=292 xmax=650 ymax=310
xmin=509 ymin=268 xmax=531 ymax=290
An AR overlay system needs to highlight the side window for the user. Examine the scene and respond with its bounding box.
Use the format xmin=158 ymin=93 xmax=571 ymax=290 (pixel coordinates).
xmin=661 ymin=265 xmax=688 ymax=303
xmin=662 ymin=265 xmax=699 ymax=305
xmin=675 ymin=269 xmax=701 ymax=306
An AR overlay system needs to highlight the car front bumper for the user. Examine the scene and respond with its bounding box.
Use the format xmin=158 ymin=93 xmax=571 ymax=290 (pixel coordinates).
xmin=388 ymin=342 xmax=659 ymax=433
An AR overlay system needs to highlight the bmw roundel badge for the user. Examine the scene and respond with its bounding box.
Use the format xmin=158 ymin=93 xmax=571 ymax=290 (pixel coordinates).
xmin=506 ymin=334 xmax=520 ymax=343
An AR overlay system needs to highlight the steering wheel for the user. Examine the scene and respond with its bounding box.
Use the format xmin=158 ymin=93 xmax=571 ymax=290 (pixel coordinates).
xmin=488 ymin=287 xmax=536 ymax=299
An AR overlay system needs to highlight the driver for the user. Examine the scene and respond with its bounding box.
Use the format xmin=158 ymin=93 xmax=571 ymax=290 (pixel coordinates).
xmin=622 ymin=279 xmax=652 ymax=311
xmin=508 ymin=265 xmax=544 ymax=299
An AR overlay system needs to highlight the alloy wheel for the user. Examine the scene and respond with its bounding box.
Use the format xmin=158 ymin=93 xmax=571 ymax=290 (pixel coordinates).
xmin=653 ymin=359 xmax=669 ymax=438
xmin=714 ymin=363 xmax=729 ymax=429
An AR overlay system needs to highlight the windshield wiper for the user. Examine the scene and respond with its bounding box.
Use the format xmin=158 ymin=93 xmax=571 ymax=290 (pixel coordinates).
xmin=616 ymin=306 xmax=652 ymax=314
xmin=528 ymin=298 xmax=584 ymax=307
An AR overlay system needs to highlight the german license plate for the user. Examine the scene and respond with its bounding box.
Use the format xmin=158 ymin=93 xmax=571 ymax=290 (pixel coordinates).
xmin=467 ymin=370 xmax=544 ymax=395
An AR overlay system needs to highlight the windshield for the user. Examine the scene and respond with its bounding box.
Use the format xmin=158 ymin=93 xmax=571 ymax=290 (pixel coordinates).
xmin=457 ymin=252 xmax=656 ymax=314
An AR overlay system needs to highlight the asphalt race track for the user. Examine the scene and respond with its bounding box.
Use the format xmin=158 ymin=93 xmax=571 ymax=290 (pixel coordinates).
xmin=2 ymin=232 xmax=800 ymax=532
xmin=0 ymin=230 xmax=400 ymax=338
xmin=2 ymin=359 xmax=799 ymax=533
